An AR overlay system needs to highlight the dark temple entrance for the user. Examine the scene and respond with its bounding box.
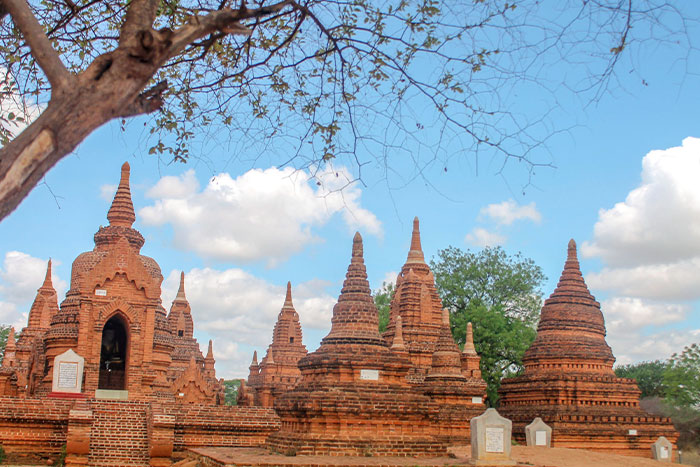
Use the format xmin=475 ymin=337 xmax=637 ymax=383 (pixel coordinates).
xmin=98 ymin=315 xmax=128 ymax=390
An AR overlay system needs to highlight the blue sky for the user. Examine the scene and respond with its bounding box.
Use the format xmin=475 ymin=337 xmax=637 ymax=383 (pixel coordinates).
xmin=1 ymin=8 xmax=700 ymax=378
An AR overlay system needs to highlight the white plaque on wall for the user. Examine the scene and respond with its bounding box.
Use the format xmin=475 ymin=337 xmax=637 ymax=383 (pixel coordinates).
xmin=660 ymin=446 xmax=669 ymax=459
xmin=535 ymin=430 xmax=547 ymax=446
xmin=360 ymin=369 xmax=379 ymax=380
xmin=51 ymin=349 xmax=85 ymax=394
xmin=628 ymin=429 xmax=638 ymax=436
xmin=485 ymin=427 xmax=505 ymax=453
xmin=471 ymin=396 xmax=483 ymax=404
xmin=95 ymin=289 xmax=107 ymax=296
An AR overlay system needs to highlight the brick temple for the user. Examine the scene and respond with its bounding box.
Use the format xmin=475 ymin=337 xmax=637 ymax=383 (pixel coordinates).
xmin=498 ymin=239 xmax=678 ymax=457
xmin=243 ymin=282 xmax=308 ymax=407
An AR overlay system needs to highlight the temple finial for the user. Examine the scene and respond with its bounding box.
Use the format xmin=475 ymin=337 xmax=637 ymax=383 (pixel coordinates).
xmin=284 ymin=281 xmax=293 ymax=307
xmin=391 ymin=316 xmax=406 ymax=350
xmin=251 ymin=350 xmax=258 ymax=366
xmin=42 ymin=259 xmax=53 ymax=288
xmin=206 ymin=339 xmax=214 ymax=359
xmin=176 ymin=271 xmax=187 ymax=300
xmin=107 ymin=162 xmax=136 ymax=228
xmin=442 ymin=308 xmax=450 ymax=326
xmin=463 ymin=322 xmax=477 ymax=355
xmin=567 ymin=239 xmax=577 ymax=261
xmin=406 ymin=217 xmax=425 ymax=263
xmin=352 ymin=232 xmax=363 ymax=259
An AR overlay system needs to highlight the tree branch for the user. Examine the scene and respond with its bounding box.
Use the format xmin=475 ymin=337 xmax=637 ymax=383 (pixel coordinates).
xmin=2 ymin=0 xmax=72 ymax=91
xmin=118 ymin=80 xmax=168 ymax=118
xmin=119 ymin=0 xmax=159 ymax=48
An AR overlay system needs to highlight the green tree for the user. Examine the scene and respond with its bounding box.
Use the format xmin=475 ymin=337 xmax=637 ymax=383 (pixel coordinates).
xmin=663 ymin=343 xmax=700 ymax=409
xmin=614 ymin=360 xmax=668 ymax=399
xmin=431 ymin=246 xmax=545 ymax=406
xmin=0 ymin=324 xmax=11 ymax=365
xmin=222 ymin=379 xmax=242 ymax=406
xmin=373 ymin=281 xmax=394 ymax=334
xmin=0 ymin=0 xmax=694 ymax=220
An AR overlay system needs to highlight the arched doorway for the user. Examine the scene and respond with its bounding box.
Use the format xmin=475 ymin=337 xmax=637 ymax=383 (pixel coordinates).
xmin=98 ymin=315 xmax=128 ymax=390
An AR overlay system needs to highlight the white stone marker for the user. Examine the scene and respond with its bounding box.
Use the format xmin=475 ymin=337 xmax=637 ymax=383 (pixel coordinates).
xmin=52 ymin=349 xmax=85 ymax=393
xmin=651 ymin=436 xmax=673 ymax=463
xmin=525 ymin=417 xmax=552 ymax=447
xmin=470 ymin=408 xmax=516 ymax=466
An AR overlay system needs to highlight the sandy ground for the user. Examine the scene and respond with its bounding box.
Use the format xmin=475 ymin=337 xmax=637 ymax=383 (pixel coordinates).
xmin=187 ymin=446 xmax=681 ymax=467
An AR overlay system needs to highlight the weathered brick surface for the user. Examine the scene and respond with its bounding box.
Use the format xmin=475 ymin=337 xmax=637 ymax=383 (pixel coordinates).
xmin=498 ymin=240 xmax=679 ymax=458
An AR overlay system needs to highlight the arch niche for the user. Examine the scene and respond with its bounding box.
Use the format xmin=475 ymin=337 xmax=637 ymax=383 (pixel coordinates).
xmin=98 ymin=314 xmax=129 ymax=390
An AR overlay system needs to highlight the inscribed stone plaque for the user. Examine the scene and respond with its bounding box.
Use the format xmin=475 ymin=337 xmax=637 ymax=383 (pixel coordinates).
xmin=470 ymin=408 xmax=515 ymax=465
xmin=472 ymin=396 xmax=483 ymax=404
xmin=525 ymin=417 xmax=551 ymax=448
xmin=51 ymin=349 xmax=84 ymax=394
xmin=58 ymin=362 xmax=78 ymax=389
xmin=95 ymin=289 xmax=107 ymax=296
xmin=360 ymin=369 xmax=379 ymax=380
xmin=651 ymin=436 xmax=673 ymax=462
xmin=485 ymin=427 xmax=504 ymax=453
xmin=628 ymin=429 xmax=637 ymax=436
xmin=535 ymin=431 xmax=547 ymax=446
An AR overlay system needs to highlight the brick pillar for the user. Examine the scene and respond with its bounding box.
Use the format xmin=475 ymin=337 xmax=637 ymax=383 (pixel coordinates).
xmin=148 ymin=402 xmax=175 ymax=467
xmin=65 ymin=401 xmax=93 ymax=466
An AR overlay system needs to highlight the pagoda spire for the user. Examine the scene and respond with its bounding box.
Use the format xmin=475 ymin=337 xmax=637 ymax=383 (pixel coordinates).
xmin=391 ymin=316 xmax=406 ymax=351
xmin=42 ymin=258 xmax=53 ymax=288
xmin=284 ymin=281 xmax=293 ymax=307
xmin=2 ymin=327 xmax=16 ymax=367
xmin=206 ymin=339 xmax=214 ymax=360
xmin=463 ymin=322 xmax=477 ymax=356
xmin=107 ymin=162 xmax=136 ymax=228
xmin=322 ymin=232 xmax=384 ymax=346
xmin=406 ymin=217 xmax=425 ymax=264
xmin=251 ymin=350 xmax=258 ymax=366
xmin=175 ymin=271 xmax=187 ymax=301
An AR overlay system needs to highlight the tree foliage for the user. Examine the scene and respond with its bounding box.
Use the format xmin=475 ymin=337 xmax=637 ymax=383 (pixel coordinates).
xmin=373 ymin=281 xmax=394 ymax=334
xmin=222 ymin=379 xmax=241 ymax=405
xmin=0 ymin=324 xmax=10 ymax=365
xmin=0 ymin=0 xmax=695 ymax=220
xmin=614 ymin=360 xmax=668 ymax=399
xmin=431 ymin=246 xmax=545 ymax=405
xmin=663 ymin=343 xmax=700 ymax=409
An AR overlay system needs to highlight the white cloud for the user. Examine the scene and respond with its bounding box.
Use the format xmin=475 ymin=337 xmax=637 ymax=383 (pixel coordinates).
xmin=609 ymin=327 xmax=700 ymax=366
xmin=160 ymin=267 xmax=336 ymax=376
xmin=587 ymin=258 xmax=700 ymax=300
xmin=0 ymin=68 xmax=44 ymax=138
xmin=465 ymin=227 xmax=506 ymax=247
xmin=99 ymin=184 xmax=117 ymax=201
xmin=602 ymin=297 xmax=689 ymax=331
xmin=140 ymin=166 xmax=381 ymax=266
xmin=582 ymin=137 xmax=700 ymax=268
xmin=0 ymin=251 xmax=67 ymax=329
xmin=479 ymin=199 xmax=541 ymax=226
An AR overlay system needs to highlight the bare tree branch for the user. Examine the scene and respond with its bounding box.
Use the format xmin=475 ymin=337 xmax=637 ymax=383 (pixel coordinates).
xmin=119 ymin=80 xmax=168 ymax=118
xmin=2 ymin=0 xmax=72 ymax=91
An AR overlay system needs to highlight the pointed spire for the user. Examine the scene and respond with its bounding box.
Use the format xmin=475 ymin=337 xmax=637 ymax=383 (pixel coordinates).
xmin=322 ymin=232 xmax=384 ymax=346
xmin=568 ymin=238 xmax=577 ymax=260
xmin=42 ymin=259 xmax=53 ymax=288
xmin=463 ymin=322 xmax=477 ymax=356
xmin=406 ymin=217 xmax=425 ymax=264
xmin=547 ymin=238 xmax=597 ymax=305
xmin=267 ymin=347 xmax=275 ymax=364
xmin=2 ymin=327 xmax=16 ymax=368
xmin=284 ymin=281 xmax=293 ymax=307
xmin=442 ymin=307 xmax=450 ymax=326
xmin=107 ymin=162 xmax=136 ymax=228
xmin=391 ymin=316 xmax=406 ymax=350
xmin=251 ymin=350 xmax=258 ymax=366
xmin=206 ymin=339 xmax=214 ymax=359
xmin=176 ymin=271 xmax=187 ymax=301
xmin=5 ymin=327 xmax=15 ymax=351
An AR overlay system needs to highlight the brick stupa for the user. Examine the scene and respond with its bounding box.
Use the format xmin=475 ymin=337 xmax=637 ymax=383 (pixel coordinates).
xmin=382 ymin=217 xmax=446 ymax=382
xmin=499 ymin=239 xmax=678 ymax=457
xmin=267 ymin=233 xmax=445 ymax=456
xmin=245 ymin=282 xmax=308 ymax=407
